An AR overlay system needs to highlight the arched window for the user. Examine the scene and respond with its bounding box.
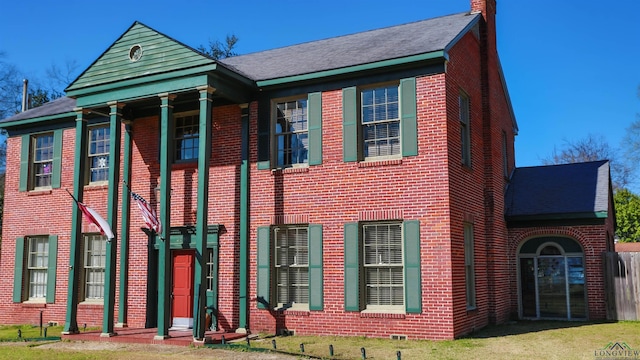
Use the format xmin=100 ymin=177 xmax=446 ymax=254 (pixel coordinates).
xmin=518 ymin=237 xmax=585 ymax=320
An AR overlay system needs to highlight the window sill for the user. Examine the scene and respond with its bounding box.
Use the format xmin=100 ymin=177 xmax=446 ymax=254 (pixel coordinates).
xmin=79 ymin=301 xmax=103 ymax=309
xmin=22 ymin=300 xmax=46 ymax=308
xmin=466 ymin=306 xmax=478 ymax=314
xmin=271 ymin=167 xmax=309 ymax=175
xmin=358 ymin=158 xmax=402 ymax=168
xmin=360 ymin=311 xmax=406 ymax=319
xmin=172 ymin=160 xmax=198 ymax=170
xmin=85 ymin=183 xmax=109 ymax=191
xmin=281 ymin=310 xmax=311 ymax=317
xmin=27 ymin=189 xmax=52 ymax=196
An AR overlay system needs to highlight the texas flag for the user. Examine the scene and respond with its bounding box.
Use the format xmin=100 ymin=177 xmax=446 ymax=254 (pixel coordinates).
xmin=67 ymin=190 xmax=114 ymax=240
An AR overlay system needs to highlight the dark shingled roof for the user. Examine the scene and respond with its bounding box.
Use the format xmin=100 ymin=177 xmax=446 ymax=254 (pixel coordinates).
xmin=219 ymin=12 xmax=478 ymax=81
xmin=1 ymin=12 xmax=478 ymax=123
xmin=505 ymin=160 xmax=611 ymax=220
xmin=0 ymin=96 xmax=76 ymax=124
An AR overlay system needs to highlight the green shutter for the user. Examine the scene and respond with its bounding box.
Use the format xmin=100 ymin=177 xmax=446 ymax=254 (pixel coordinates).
xmin=19 ymin=135 xmax=30 ymax=192
xmin=403 ymin=220 xmax=422 ymax=313
xmin=308 ymin=92 xmax=323 ymax=166
xmin=13 ymin=238 xmax=25 ymax=303
xmin=256 ymin=226 xmax=271 ymax=309
xmin=344 ymin=222 xmax=361 ymax=311
xmin=400 ymin=77 xmax=418 ymax=157
xmin=46 ymin=235 xmax=58 ymax=303
xmin=51 ymin=129 xmax=63 ymax=188
xmin=257 ymin=100 xmax=271 ymax=170
xmin=342 ymin=87 xmax=358 ymax=162
xmin=308 ymin=224 xmax=323 ymax=310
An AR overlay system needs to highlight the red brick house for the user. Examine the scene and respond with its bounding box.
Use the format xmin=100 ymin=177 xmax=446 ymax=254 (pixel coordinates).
xmin=0 ymin=0 xmax=614 ymax=341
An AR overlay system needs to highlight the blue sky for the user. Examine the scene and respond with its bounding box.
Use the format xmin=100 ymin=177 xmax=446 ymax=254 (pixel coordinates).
xmin=1 ymin=0 xmax=638 ymax=169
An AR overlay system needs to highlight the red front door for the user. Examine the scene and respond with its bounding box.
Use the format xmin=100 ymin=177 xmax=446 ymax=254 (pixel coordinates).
xmin=171 ymin=250 xmax=194 ymax=327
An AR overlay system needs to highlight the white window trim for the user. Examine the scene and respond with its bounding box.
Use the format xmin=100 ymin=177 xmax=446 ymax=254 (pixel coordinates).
xmin=87 ymin=124 xmax=110 ymax=185
xmin=362 ymin=222 xmax=405 ymax=312
xmin=31 ymin=133 xmax=54 ymax=190
xmin=271 ymin=96 xmax=310 ymax=169
xmin=360 ymin=84 xmax=402 ymax=162
xmin=274 ymin=225 xmax=310 ymax=310
xmin=174 ymin=110 xmax=200 ymax=163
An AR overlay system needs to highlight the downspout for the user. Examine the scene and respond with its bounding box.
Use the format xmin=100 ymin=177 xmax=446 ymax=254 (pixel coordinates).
xmin=237 ymin=104 xmax=250 ymax=333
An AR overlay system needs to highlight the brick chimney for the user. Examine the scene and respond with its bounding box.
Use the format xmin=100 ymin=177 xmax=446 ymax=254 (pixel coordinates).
xmin=471 ymin=0 xmax=497 ymax=54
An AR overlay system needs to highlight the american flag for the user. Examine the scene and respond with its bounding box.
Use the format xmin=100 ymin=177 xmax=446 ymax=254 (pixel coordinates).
xmin=131 ymin=191 xmax=162 ymax=234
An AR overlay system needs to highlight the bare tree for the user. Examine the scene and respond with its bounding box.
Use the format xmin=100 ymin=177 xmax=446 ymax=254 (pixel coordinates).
xmin=0 ymin=52 xmax=23 ymax=119
xmin=542 ymin=133 xmax=633 ymax=190
xmin=197 ymin=34 xmax=239 ymax=60
xmin=45 ymin=59 xmax=80 ymax=91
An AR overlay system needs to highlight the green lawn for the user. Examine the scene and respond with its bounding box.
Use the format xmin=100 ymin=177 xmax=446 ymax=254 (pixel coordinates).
xmin=0 ymin=321 xmax=639 ymax=359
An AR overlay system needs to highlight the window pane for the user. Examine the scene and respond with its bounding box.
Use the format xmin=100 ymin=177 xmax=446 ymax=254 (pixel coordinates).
xmin=84 ymin=234 xmax=107 ymax=300
xmin=175 ymin=114 xmax=200 ymax=161
xmin=88 ymin=126 xmax=110 ymax=183
xmin=27 ymin=237 xmax=49 ymax=299
xmin=361 ymin=85 xmax=400 ymax=158
xmin=32 ymin=134 xmax=54 ymax=188
xmin=275 ymin=99 xmax=309 ymax=167
xmin=363 ymin=223 xmax=404 ymax=307
xmin=274 ymin=226 xmax=309 ymax=305
xmin=206 ymin=249 xmax=216 ymax=291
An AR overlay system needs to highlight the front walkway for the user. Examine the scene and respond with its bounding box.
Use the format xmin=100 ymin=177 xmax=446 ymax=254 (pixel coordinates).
xmin=61 ymin=327 xmax=246 ymax=347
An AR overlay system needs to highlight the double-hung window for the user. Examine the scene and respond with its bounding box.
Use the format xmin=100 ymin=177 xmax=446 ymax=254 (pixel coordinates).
xmin=13 ymin=235 xmax=58 ymax=303
xmin=275 ymin=226 xmax=309 ymax=307
xmin=362 ymin=86 xmax=400 ymax=159
xmin=32 ymin=133 xmax=54 ymax=188
xmin=83 ymin=234 xmax=107 ymax=301
xmin=256 ymin=224 xmax=323 ymax=311
xmin=174 ymin=112 xmax=199 ymax=162
xmin=274 ymin=99 xmax=309 ymax=167
xmin=363 ymin=223 xmax=404 ymax=310
xmin=20 ymin=130 xmax=62 ymax=192
xmin=342 ymin=78 xmax=417 ymax=162
xmin=88 ymin=125 xmax=110 ymax=183
xmin=27 ymin=236 xmax=49 ymax=300
xmin=344 ymin=220 xmax=421 ymax=314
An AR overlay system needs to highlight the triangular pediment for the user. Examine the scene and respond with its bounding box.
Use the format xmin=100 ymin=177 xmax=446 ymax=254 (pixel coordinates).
xmin=66 ymin=21 xmax=214 ymax=92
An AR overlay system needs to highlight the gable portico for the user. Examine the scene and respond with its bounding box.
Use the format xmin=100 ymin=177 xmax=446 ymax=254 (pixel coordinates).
xmin=61 ymin=22 xmax=254 ymax=341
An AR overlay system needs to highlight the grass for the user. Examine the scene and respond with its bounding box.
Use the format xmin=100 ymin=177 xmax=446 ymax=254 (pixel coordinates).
xmin=0 ymin=321 xmax=639 ymax=359
xmin=0 ymin=324 xmax=63 ymax=341
xmin=245 ymin=321 xmax=640 ymax=359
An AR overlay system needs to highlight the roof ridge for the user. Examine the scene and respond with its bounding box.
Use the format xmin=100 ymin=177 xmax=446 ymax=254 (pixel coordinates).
xmin=223 ymin=11 xmax=471 ymax=59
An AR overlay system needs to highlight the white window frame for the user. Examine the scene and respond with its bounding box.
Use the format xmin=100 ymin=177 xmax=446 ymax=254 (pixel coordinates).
xmin=82 ymin=234 xmax=107 ymax=302
xmin=360 ymin=84 xmax=401 ymax=161
xmin=272 ymin=97 xmax=309 ymax=168
xmin=362 ymin=222 xmax=404 ymax=312
xmin=31 ymin=133 xmax=54 ymax=189
xmin=206 ymin=248 xmax=215 ymax=291
xmin=174 ymin=110 xmax=200 ymax=162
xmin=88 ymin=125 xmax=110 ymax=184
xmin=26 ymin=236 xmax=48 ymax=301
xmin=274 ymin=225 xmax=309 ymax=310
